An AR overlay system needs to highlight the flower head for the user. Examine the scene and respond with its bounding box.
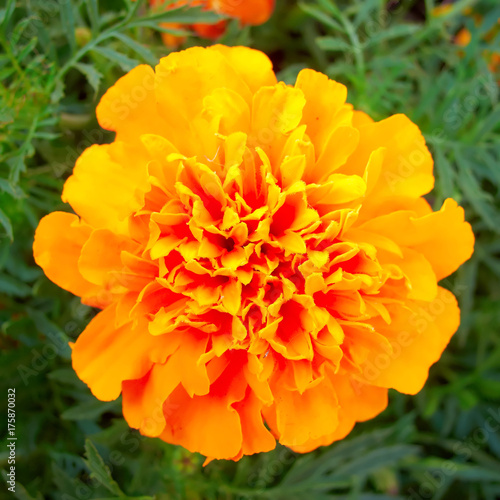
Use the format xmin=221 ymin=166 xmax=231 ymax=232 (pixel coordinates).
xmin=34 ymin=45 xmax=474 ymax=461
xmin=152 ymin=0 xmax=275 ymax=46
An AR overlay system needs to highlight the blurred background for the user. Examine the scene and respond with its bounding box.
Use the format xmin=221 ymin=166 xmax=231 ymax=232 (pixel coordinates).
xmin=1 ymin=0 xmax=499 ymax=498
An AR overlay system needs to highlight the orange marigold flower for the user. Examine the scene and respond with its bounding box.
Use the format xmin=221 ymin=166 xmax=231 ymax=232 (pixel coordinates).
xmin=152 ymin=0 xmax=275 ymax=46
xmin=34 ymin=45 xmax=474 ymax=461
xmin=454 ymin=26 xmax=472 ymax=47
xmin=431 ymin=3 xmax=500 ymax=75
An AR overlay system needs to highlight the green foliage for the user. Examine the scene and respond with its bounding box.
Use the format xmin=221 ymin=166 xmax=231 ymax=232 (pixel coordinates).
xmin=1 ymin=0 xmax=500 ymax=499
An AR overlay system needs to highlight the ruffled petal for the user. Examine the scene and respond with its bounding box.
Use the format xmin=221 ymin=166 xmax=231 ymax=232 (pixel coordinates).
xmin=210 ymin=0 xmax=275 ymax=25
xmin=160 ymin=354 xmax=248 ymax=459
xmin=72 ymin=306 xmax=172 ymax=401
xmin=359 ymin=287 xmax=460 ymax=395
xmin=358 ymin=198 xmax=474 ymax=280
xmin=33 ymin=212 xmax=100 ymax=300
xmin=62 ymin=143 xmax=149 ymax=233
xmin=96 ymin=64 xmax=168 ymax=143
xmin=342 ymin=114 xmax=434 ymax=206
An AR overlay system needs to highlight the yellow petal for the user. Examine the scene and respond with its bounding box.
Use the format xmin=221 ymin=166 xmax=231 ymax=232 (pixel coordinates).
xmin=62 ymin=143 xmax=149 ymax=233
xmin=295 ymin=68 xmax=349 ymax=155
xmin=96 ymin=64 xmax=173 ymax=146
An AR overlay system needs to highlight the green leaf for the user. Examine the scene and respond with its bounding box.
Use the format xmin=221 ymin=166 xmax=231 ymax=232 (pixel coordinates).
xmin=48 ymin=368 xmax=84 ymax=387
xmin=315 ymin=0 xmax=343 ymax=19
xmin=329 ymin=444 xmax=420 ymax=480
xmin=33 ymin=131 xmax=60 ymax=140
xmin=51 ymin=463 xmax=80 ymax=495
xmin=83 ymin=440 xmax=125 ymax=497
xmin=457 ymin=388 xmax=479 ymax=410
xmin=8 ymin=154 xmax=28 ymax=185
xmin=415 ymin=460 xmax=500 ymax=483
xmin=316 ymin=36 xmax=352 ymax=52
xmin=91 ymin=46 xmax=139 ymax=72
xmin=86 ymin=0 xmax=100 ymax=33
xmin=433 ymin=147 xmax=456 ymax=200
xmin=26 ymin=308 xmax=72 ymax=359
xmin=111 ymin=33 xmax=158 ymax=65
xmin=60 ymin=0 xmax=76 ymax=53
xmin=352 ymin=0 xmax=380 ymax=29
xmin=93 ymin=497 xmax=154 ymax=500
xmin=0 ymin=65 xmax=16 ymax=80
xmin=51 ymin=78 xmax=66 ymax=103
xmin=133 ymin=22 xmax=191 ymax=35
xmin=10 ymin=17 xmax=35 ymax=45
xmin=0 ymin=0 xmax=16 ymax=33
xmin=471 ymin=106 xmax=500 ymax=140
xmin=362 ymin=24 xmax=421 ymax=48
xmin=0 ymin=272 xmax=32 ymax=297
xmin=455 ymin=153 xmax=498 ymax=231
xmin=477 ymin=378 xmax=500 ymax=400
xmin=62 ymin=400 xmax=121 ymax=421
xmin=299 ymin=2 xmax=344 ymax=32
xmin=74 ymin=62 xmax=103 ymax=94
xmin=124 ymin=0 xmax=145 ymax=21
xmin=128 ymin=5 xmax=221 ymax=27
xmin=0 ymin=207 xmax=13 ymax=240
xmin=16 ymin=37 xmax=38 ymax=64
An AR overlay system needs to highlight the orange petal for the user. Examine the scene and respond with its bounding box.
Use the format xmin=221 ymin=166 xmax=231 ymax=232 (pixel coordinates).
xmin=78 ymin=228 xmax=138 ymax=287
xmin=270 ymin=377 xmax=340 ymax=447
xmin=233 ymin=390 xmax=276 ymax=456
xmin=72 ymin=306 xmax=170 ymax=401
xmin=192 ymin=20 xmax=227 ymax=39
xmin=289 ymin=371 xmax=388 ymax=452
xmin=160 ymin=355 xmax=248 ymax=459
xmin=397 ymin=248 xmax=437 ymax=301
xmin=358 ymin=198 xmax=474 ymax=280
xmin=359 ymin=287 xmax=460 ymax=394
xmin=122 ymin=363 xmax=179 ymax=437
xmin=122 ymin=330 xmax=210 ymax=436
xmin=33 ymin=212 xmax=100 ymax=300
xmin=210 ymin=0 xmax=275 ymax=25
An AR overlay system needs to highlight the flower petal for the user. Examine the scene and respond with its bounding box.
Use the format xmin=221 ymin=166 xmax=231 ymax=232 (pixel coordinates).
xmin=33 ymin=212 xmax=100 ymax=300
xmin=360 ymin=287 xmax=460 ymax=394
xmin=72 ymin=306 xmax=171 ymax=401
xmin=62 ymin=143 xmax=149 ymax=233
